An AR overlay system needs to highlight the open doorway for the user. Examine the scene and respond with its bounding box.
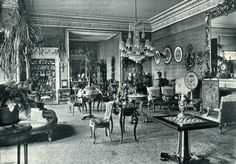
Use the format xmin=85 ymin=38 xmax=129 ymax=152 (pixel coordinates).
xmin=68 ymin=30 xmax=120 ymax=90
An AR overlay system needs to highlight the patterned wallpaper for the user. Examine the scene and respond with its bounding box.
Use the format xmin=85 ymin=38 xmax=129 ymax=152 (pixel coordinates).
xmin=152 ymin=13 xmax=206 ymax=83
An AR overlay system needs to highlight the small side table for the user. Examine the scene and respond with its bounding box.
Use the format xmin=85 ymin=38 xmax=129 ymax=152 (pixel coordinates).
xmin=0 ymin=123 xmax=32 ymax=164
xmin=119 ymin=105 xmax=139 ymax=144
xmin=127 ymin=94 xmax=148 ymax=122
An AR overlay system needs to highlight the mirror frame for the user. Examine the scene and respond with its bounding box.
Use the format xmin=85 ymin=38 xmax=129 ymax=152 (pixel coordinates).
xmin=205 ymin=0 xmax=236 ymax=76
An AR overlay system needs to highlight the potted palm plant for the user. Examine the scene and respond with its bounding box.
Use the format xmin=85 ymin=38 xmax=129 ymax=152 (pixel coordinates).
xmin=0 ymin=0 xmax=41 ymax=80
xmin=0 ymin=81 xmax=33 ymax=126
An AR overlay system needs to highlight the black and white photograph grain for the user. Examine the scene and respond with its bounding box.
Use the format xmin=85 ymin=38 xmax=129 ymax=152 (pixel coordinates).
xmin=0 ymin=0 xmax=236 ymax=163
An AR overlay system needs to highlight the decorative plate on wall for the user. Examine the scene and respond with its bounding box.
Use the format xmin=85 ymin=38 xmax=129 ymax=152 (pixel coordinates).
xmin=184 ymin=71 xmax=199 ymax=90
xmin=174 ymin=46 xmax=183 ymax=63
xmin=163 ymin=47 xmax=172 ymax=64
xmin=154 ymin=50 xmax=161 ymax=65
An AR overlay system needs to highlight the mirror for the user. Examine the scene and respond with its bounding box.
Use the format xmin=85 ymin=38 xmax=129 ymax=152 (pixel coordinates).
xmin=205 ymin=0 xmax=236 ymax=78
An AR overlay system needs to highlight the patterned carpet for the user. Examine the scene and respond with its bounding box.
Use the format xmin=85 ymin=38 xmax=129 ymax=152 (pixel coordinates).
xmin=1 ymin=104 xmax=236 ymax=164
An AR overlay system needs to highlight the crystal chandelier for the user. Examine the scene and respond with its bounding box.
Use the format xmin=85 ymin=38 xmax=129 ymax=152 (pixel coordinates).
xmin=119 ymin=0 xmax=154 ymax=63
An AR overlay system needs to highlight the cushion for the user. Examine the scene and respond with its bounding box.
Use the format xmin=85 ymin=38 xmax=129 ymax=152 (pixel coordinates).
xmin=19 ymin=109 xmax=57 ymax=135
xmin=89 ymin=118 xmax=109 ymax=128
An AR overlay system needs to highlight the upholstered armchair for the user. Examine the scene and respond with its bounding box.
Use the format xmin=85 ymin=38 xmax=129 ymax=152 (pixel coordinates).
xmin=201 ymin=94 xmax=236 ymax=133
xmin=89 ymin=101 xmax=114 ymax=144
xmin=147 ymin=86 xmax=164 ymax=112
xmin=161 ymin=86 xmax=177 ymax=110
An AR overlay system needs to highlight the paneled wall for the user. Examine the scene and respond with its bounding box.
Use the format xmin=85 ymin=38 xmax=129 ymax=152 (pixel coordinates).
xmin=212 ymin=27 xmax=236 ymax=51
xmin=98 ymin=35 xmax=120 ymax=81
xmin=152 ymin=13 xmax=206 ymax=84
xmin=122 ymin=59 xmax=152 ymax=82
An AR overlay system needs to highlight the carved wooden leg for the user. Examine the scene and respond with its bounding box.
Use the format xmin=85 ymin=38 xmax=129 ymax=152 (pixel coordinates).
xmin=219 ymin=124 xmax=223 ymax=134
xmin=175 ymin=131 xmax=192 ymax=163
xmin=134 ymin=113 xmax=138 ymax=142
xmin=69 ymin=103 xmax=72 ymax=113
xmin=105 ymin=127 xmax=108 ymax=137
xmin=97 ymin=100 xmax=100 ymax=112
xmin=108 ymin=126 xmax=112 ymax=142
xmin=90 ymin=127 xmax=93 ymax=138
xmin=119 ymin=112 xmax=123 ymax=144
xmin=85 ymin=103 xmax=88 ymax=113
xmin=123 ymin=116 xmax=126 ymax=133
xmin=48 ymin=129 xmax=53 ymax=142
xmin=81 ymin=103 xmax=84 ymax=113
xmin=24 ymin=143 xmax=28 ymax=164
xmin=17 ymin=144 xmax=20 ymax=164
xmin=93 ymin=128 xmax=96 ymax=144
xmin=110 ymin=116 xmax=113 ymax=133
xmin=93 ymin=101 xmax=95 ymax=111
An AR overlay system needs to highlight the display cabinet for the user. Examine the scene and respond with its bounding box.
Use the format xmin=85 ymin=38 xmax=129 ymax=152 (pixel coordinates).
xmin=31 ymin=59 xmax=56 ymax=100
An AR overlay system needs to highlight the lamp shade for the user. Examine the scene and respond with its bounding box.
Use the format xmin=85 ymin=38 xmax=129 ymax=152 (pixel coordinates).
xmin=119 ymin=41 xmax=125 ymax=50
xmin=145 ymin=39 xmax=150 ymax=49
xmin=126 ymin=38 xmax=132 ymax=48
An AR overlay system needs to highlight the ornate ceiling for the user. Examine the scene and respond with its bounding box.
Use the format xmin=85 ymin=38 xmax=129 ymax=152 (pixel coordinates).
xmin=211 ymin=11 xmax=236 ymax=29
xmin=24 ymin=0 xmax=183 ymax=20
xmin=2 ymin=0 xmax=224 ymax=32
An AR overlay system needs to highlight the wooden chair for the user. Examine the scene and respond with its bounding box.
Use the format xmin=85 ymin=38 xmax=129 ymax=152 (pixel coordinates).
xmin=89 ymin=101 xmax=114 ymax=144
xmin=146 ymin=86 xmax=164 ymax=112
xmin=201 ymin=94 xmax=236 ymax=133
xmin=67 ymin=90 xmax=87 ymax=116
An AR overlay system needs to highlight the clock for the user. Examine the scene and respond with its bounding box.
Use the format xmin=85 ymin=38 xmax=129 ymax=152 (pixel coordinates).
xmin=220 ymin=62 xmax=228 ymax=72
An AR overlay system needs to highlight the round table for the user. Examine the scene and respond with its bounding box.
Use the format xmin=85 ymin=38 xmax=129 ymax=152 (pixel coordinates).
xmin=0 ymin=123 xmax=32 ymax=164
xmin=81 ymin=87 xmax=101 ymax=120
xmin=127 ymin=94 xmax=148 ymax=123
xmin=118 ymin=103 xmax=139 ymax=144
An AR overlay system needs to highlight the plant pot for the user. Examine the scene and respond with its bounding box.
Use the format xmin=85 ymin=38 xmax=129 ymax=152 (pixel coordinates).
xmin=0 ymin=107 xmax=20 ymax=126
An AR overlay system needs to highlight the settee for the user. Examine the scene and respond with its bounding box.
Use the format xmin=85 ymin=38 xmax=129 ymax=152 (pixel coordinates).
xmin=20 ymin=106 xmax=58 ymax=141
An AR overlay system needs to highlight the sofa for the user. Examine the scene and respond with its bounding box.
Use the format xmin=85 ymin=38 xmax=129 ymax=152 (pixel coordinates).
xmin=20 ymin=107 xmax=58 ymax=141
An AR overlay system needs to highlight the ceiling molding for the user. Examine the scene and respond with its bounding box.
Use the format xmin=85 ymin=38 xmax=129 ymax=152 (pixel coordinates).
xmin=211 ymin=27 xmax=236 ymax=36
xmin=29 ymin=12 xmax=152 ymax=32
xmin=212 ymin=23 xmax=236 ymax=29
xmin=149 ymin=0 xmax=223 ymax=32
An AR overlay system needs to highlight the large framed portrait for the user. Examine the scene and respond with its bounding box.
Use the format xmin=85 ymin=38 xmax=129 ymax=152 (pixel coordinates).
xmin=154 ymin=50 xmax=161 ymax=65
xmin=163 ymin=46 xmax=172 ymax=64
xmin=174 ymin=46 xmax=183 ymax=63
